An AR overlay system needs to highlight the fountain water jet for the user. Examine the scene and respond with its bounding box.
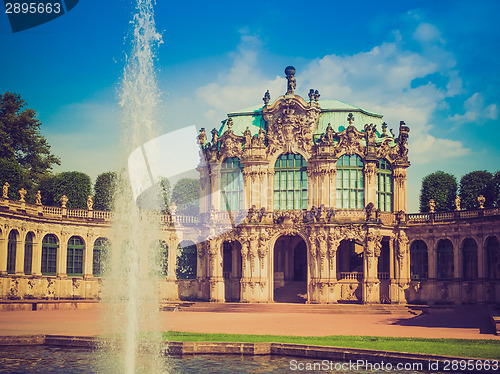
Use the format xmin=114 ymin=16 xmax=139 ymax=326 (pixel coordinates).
xmin=100 ymin=1 xmax=165 ymax=373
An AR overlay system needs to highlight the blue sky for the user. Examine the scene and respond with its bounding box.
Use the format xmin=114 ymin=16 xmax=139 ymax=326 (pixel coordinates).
xmin=1 ymin=0 xmax=499 ymax=212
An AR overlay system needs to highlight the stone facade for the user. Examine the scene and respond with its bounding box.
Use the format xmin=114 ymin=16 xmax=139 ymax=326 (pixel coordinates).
xmin=0 ymin=67 xmax=498 ymax=304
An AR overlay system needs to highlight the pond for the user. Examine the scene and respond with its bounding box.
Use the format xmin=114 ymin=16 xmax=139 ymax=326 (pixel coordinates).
xmin=0 ymin=346 xmax=453 ymax=373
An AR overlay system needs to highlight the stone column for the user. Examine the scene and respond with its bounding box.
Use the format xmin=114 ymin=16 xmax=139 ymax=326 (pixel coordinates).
xmin=364 ymin=162 xmax=377 ymax=208
xmin=210 ymin=163 xmax=221 ymax=212
xmin=0 ymin=231 xmax=8 ymax=275
xmin=393 ymin=168 xmax=407 ymax=213
xmin=362 ymin=229 xmax=381 ymax=304
xmin=393 ymin=230 xmax=409 ymax=304
xmin=57 ymin=232 xmax=68 ymax=278
xmin=31 ymin=232 xmax=43 ymax=276
xmin=328 ymin=169 xmax=336 ymax=209
xmin=239 ymin=238 xmax=251 ymax=302
xmin=208 ymin=239 xmax=224 ymax=302
xmin=15 ymin=231 xmax=26 ymax=275
xmin=83 ymin=235 xmax=94 ymax=278
xmin=476 ymin=235 xmax=485 ymax=303
xmin=267 ymin=171 xmax=274 ymax=210
xmin=198 ymin=165 xmax=211 ymax=215
xmin=326 ymin=233 xmax=340 ymax=303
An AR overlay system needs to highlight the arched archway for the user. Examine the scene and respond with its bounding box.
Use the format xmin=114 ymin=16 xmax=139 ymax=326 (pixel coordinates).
xmin=273 ymin=235 xmax=307 ymax=303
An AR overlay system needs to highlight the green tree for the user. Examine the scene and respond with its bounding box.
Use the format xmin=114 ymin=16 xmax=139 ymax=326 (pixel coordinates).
xmin=0 ymin=159 xmax=30 ymax=200
xmin=93 ymin=172 xmax=117 ymax=211
xmin=159 ymin=177 xmax=171 ymax=211
xmin=37 ymin=175 xmax=56 ymax=206
xmin=171 ymin=178 xmax=200 ymax=215
xmin=419 ymin=171 xmax=457 ymax=212
xmin=492 ymin=171 xmax=500 ymax=208
xmin=38 ymin=171 xmax=92 ymax=209
xmin=0 ymin=92 xmax=60 ymax=184
xmin=459 ymin=171 xmax=494 ymax=210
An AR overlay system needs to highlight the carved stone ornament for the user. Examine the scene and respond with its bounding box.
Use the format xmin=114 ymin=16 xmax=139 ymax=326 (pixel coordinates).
xmin=334 ymin=124 xmax=365 ymax=157
xmin=263 ymin=96 xmax=320 ymax=156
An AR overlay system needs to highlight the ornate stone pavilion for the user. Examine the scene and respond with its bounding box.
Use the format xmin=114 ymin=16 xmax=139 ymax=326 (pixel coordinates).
xmin=0 ymin=67 xmax=499 ymax=305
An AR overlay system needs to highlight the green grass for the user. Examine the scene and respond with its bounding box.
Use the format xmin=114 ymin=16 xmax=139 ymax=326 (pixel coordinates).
xmin=162 ymin=331 xmax=500 ymax=359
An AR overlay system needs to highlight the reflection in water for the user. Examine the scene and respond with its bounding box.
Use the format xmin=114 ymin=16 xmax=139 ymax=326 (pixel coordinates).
xmin=0 ymin=346 xmax=448 ymax=374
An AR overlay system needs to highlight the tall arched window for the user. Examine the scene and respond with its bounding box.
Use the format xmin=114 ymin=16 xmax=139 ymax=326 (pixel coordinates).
xmin=336 ymin=154 xmax=364 ymax=209
xmin=376 ymin=159 xmax=393 ymax=212
xmin=410 ymin=240 xmax=428 ymax=280
xmin=41 ymin=234 xmax=58 ymax=275
xmin=461 ymin=238 xmax=478 ymax=280
xmin=93 ymin=237 xmax=110 ymax=277
xmin=24 ymin=232 xmax=34 ymax=275
xmin=7 ymin=231 xmax=17 ymax=274
xmin=220 ymin=157 xmax=244 ymax=211
xmin=273 ymin=154 xmax=307 ymax=210
xmin=486 ymin=236 xmax=500 ymax=280
xmin=176 ymin=241 xmax=197 ymax=280
xmin=67 ymin=236 xmax=84 ymax=276
xmin=437 ymin=239 xmax=454 ymax=280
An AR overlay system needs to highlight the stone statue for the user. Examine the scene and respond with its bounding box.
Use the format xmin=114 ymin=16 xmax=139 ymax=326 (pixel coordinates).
xmin=18 ymin=188 xmax=27 ymax=202
xmin=429 ymin=199 xmax=435 ymax=213
xmin=263 ymin=90 xmax=270 ymax=106
xmin=198 ymin=128 xmax=207 ymax=146
xmin=170 ymin=201 xmax=177 ymax=215
xmin=365 ymin=202 xmax=376 ymax=221
xmin=2 ymin=182 xmax=9 ymax=198
xmin=243 ymin=127 xmax=251 ymax=146
xmin=211 ymin=128 xmax=219 ymax=145
xmin=60 ymin=195 xmax=68 ymax=208
xmin=36 ymin=190 xmax=42 ymax=205
xmin=455 ymin=195 xmax=461 ymax=211
xmin=226 ymin=118 xmax=233 ymax=132
xmin=285 ymin=66 xmax=296 ymax=95
xmin=87 ymin=195 xmax=93 ymax=210
xmin=478 ymin=195 xmax=485 ymax=209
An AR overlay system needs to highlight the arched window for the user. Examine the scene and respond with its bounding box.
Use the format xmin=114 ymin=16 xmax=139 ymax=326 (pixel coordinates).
xmin=486 ymin=236 xmax=500 ymax=280
xmin=7 ymin=231 xmax=17 ymax=274
xmin=336 ymin=154 xmax=364 ymax=209
xmin=437 ymin=239 xmax=454 ymax=280
xmin=273 ymin=154 xmax=307 ymax=210
xmin=461 ymin=238 xmax=478 ymax=280
xmin=410 ymin=240 xmax=428 ymax=280
xmin=93 ymin=238 xmax=110 ymax=277
xmin=41 ymin=234 xmax=58 ymax=275
xmin=176 ymin=241 xmax=197 ymax=280
xmin=220 ymin=157 xmax=244 ymax=211
xmin=24 ymin=232 xmax=34 ymax=275
xmin=67 ymin=236 xmax=84 ymax=276
xmin=376 ymin=159 xmax=393 ymax=212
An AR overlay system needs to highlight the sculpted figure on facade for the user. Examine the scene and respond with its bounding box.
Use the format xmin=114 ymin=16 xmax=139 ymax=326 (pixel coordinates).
xmin=35 ymin=190 xmax=42 ymax=205
xmin=455 ymin=195 xmax=461 ymax=211
xmin=2 ymin=182 xmax=9 ymax=198
xmin=396 ymin=231 xmax=409 ymax=260
xmin=18 ymin=188 xmax=27 ymax=202
xmin=87 ymin=195 xmax=93 ymax=210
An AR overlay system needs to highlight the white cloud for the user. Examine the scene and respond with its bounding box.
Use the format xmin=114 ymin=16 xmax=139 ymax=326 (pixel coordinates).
xmin=451 ymin=92 xmax=498 ymax=124
xmin=187 ymin=22 xmax=472 ymax=165
xmin=413 ymin=23 xmax=444 ymax=44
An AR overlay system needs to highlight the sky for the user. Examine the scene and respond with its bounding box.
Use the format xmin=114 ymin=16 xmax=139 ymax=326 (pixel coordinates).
xmin=1 ymin=0 xmax=499 ymax=212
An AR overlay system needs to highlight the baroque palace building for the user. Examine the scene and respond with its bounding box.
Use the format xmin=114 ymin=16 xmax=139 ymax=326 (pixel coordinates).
xmin=0 ymin=67 xmax=499 ymax=305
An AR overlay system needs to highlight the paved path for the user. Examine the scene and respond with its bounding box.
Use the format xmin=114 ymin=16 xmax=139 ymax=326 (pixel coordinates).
xmin=0 ymin=304 xmax=497 ymax=340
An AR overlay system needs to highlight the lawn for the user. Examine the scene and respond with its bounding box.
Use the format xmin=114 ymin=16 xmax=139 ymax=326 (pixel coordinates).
xmin=162 ymin=331 xmax=500 ymax=359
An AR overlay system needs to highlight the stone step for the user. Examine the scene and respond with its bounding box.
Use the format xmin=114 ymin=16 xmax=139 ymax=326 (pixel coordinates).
xmin=162 ymin=301 xmax=415 ymax=315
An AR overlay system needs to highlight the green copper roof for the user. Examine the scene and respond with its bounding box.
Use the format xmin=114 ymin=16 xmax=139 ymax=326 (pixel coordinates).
xmin=217 ymin=98 xmax=386 ymax=139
